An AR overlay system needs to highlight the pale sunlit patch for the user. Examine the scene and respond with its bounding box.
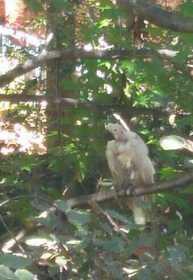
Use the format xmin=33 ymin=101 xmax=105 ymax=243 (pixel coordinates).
xmin=98 ymin=36 xmax=113 ymax=50
xmin=104 ymin=83 xmax=113 ymax=94
xmin=1 ymin=146 xmax=15 ymax=155
xmin=0 ymin=122 xmax=47 ymax=155
xmin=96 ymin=70 xmax=105 ymax=78
xmin=84 ymin=43 xmax=93 ymax=51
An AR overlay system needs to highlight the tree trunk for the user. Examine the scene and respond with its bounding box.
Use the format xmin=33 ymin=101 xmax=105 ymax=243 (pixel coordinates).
xmin=46 ymin=2 xmax=76 ymax=148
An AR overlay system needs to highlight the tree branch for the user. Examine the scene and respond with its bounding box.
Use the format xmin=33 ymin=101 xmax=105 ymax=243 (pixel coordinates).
xmin=0 ymin=48 xmax=185 ymax=88
xmin=66 ymin=173 xmax=193 ymax=208
xmin=118 ymin=0 xmax=193 ymax=33
xmin=0 ymin=94 xmax=189 ymax=117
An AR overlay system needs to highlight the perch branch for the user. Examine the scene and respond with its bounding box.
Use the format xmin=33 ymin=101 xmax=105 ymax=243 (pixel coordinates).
xmin=66 ymin=172 xmax=193 ymax=208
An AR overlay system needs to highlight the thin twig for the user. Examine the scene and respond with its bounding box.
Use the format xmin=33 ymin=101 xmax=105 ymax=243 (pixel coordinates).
xmin=0 ymin=214 xmax=25 ymax=253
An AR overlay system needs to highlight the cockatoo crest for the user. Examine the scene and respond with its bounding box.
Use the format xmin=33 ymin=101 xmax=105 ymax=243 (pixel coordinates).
xmin=105 ymin=123 xmax=129 ymax=142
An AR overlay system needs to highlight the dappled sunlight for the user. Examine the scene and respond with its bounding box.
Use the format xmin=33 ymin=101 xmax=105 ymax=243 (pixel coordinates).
xmin=0 ymin=121 xmax=46 ymax=155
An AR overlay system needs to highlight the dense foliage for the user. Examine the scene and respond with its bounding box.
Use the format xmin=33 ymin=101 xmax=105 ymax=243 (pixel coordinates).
xmin=1 ymin=0 xmax=193 ymax=279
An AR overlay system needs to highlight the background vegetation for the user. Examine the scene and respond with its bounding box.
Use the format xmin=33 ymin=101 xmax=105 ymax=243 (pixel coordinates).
xmin=1 ymin=0 xmax=193 ymax=279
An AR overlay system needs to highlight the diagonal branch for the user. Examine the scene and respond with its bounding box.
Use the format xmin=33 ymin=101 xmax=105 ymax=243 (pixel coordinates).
xmin=66 ymin=173 xmax=193 ymax=208
xmin=0 ymin=48 xmax=187 ymax=88
xmin=118 ymin=0 xmax=193 ymax=33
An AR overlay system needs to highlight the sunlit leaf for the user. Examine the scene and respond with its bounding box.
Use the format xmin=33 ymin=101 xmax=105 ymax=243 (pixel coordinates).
xmin=25 ymin=236 xmax=54 ymax=247
xmin=15 ymin=269 xmax=34 ymax=280
xmin=160 ymin=135 xmax=186 ymax=150
xmin=66 ymin=240 xmax=82 ymax=246
xmin=55 ymin=256 xmax=68 ymax=268
xmin=21 ymin=166 xmax=31 ymax=172
xmin=159 ymin=166 xmax=177 ymax=180
xmin=98 ymin=19 xmax=112 ymax=28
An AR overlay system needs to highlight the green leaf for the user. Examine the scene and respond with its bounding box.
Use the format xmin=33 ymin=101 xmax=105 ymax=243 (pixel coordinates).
xmin=15 ymin=269 xmax=34 ymax=280
xmin=97 ymin=237 xmax=125 ymax=253
xmin=167 ymin=245 xmax=187 ymax=266
xmin=159 ymin=166 xmax=177 ymax=178
xmin=105 ymin=209 xmax=132 ymax=225
xmin=25 ymin=0 xmax=42 ymax=12
xmin=52 ymin=0 xmax=69 ymax=9
xmin=121 ymin=60 xmax=136 ymax=75
xmin=21 ymin=166 xmax=32 ymax=172
xmin=55 ymin=200 xmax=70 ymax=213
xmin=0 ymin=265 xmax=17 ymax=280
xmin=180 ymin=2 xmax=193 ymax=17
xmin=98 ymin=19 xmax=112 ymax=28
xmin=103 ymin=256 xmax=125 ymax=279
xmin=0 ymin=255 xmax=32 ymax=270
xmin=67 ymin=210 xmax=91 ymax=226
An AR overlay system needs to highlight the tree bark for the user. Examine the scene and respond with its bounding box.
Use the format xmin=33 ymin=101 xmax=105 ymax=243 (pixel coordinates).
xmin=65 ymin=172 xmax=193 ymax=208
xmin=118 ymin=0 xmax=193 ymax=33
xmin=0 ymin=48 xmax=186 ymax=88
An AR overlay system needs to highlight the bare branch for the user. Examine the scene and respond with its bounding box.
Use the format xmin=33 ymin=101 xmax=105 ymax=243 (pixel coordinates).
xmin=66 ymin=173 xmax=193 ymax=208
xmin=118 ymin=0 xmax=193 ymax=33
xmin=0 ymin=48 xmax=186 ymax=88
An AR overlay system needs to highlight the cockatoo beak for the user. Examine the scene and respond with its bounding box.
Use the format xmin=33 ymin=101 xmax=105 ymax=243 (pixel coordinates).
xmin=105 ymin=124 xmax=114 ymax=140
xmin=105 ymin=123 xmax=112 ymax=132
xmin=104 ymin=123 xmax=108 ymax=130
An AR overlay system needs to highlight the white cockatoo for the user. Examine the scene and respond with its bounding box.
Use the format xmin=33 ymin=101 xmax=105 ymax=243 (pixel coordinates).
xmin=105 ymin=122 xmax=155 ymax=225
